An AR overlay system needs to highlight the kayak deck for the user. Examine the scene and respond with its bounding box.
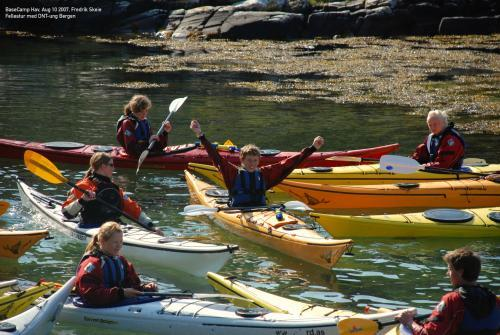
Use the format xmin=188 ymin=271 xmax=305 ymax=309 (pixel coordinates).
xmin=0 ymin=229 xmax=48 ymax=259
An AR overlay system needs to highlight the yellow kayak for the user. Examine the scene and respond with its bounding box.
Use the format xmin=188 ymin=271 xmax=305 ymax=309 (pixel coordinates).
xmin=0 ymin=229 xmax=49 ymax=259
xmin=185 ymin=170 xmax=353 ymax=269
xmin=310 ymin=207 xmax=500 ymax=238
xmin=0 ymin=281 xmax=59 ymax=319
xmin=207 ymin=272 xmax=411 ymax=327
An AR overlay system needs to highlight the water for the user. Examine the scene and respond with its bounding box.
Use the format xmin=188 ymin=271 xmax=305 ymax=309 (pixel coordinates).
xmin=0 ymin=36 xmax=498 ymax=334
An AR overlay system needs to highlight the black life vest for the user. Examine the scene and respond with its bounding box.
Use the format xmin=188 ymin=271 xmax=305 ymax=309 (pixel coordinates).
xmin=229 ymin=168 xmax=266 ymax=207
xmin=425 ymin=123 xmax=465 ymax=168
xmin=80 ymin=174 xmax=122 ymax=227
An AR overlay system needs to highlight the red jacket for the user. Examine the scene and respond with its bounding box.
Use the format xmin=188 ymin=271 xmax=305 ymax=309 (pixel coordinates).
xmin=411 ymin=126 xmax=465 ymax=169
xmin=75 ymin=253 xmax=149 ymax=306
xmin=116 ymin=117 xmax=168 ymax=157
xmin=199 ymin=134 xmax=316 ymax=191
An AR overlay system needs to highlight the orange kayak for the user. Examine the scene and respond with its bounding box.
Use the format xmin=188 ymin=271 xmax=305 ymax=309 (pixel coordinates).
xmin=0 ymin=230 xmax=48 ymax=259
xmin=277 ymin=179 xmax=500 ymax=211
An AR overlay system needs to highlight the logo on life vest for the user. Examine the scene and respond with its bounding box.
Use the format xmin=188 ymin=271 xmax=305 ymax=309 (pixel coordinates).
xmin=447 ymin=139 xmax=455 ymax=146
xmin=125 ymin=129 xmax=133 ymax=137
xmin=84 ymin=263 xmax=95 ymax=273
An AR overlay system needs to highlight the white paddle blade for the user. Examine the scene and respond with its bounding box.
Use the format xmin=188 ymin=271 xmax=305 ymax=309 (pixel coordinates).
xmin=379 ymin=155 xmax=423 ymax=174
xmin=180 ymin=204 xmax=218 ymax=216
xmin=169 ymin=96 xmax=188 ymax=113
xmin=136 ymin=149 xmax=150 ymax=175
xmin=283 ymin=201 xmax=313 ymax=211
xmin=463 ymin=157 xmax=487 ymax=166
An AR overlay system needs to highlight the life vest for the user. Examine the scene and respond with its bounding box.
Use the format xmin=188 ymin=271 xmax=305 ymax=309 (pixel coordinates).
xmin=457 ymin=286 xmax=500 ymax=335
xmin=425 ymin=123 xmax=465 ymax=168
xmin=116 ymin=115 xmax=151 ymax=144
xmin=229 ymin=168 xmax=266 ymax=207
xmin=80 ymin=174 xmax=123 ymax=226
xmin=77 ymin=252 xmax=127 ymax=288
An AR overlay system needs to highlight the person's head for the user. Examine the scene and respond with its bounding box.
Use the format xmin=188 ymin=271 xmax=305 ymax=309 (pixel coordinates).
xmin=85 ymin=152 xmax=114 ymax=178
xmin=84 ymin=221 xmax=123 ymax=256
xmin=123 ymin=95 xmax=152 ymax=121
xmin=426 ymin=109 xmax=448 ymax=135
xmin=239 ymin=144 xmax=261 ymax=173
xmin=443 ymin=247 xmax=481 ymax=287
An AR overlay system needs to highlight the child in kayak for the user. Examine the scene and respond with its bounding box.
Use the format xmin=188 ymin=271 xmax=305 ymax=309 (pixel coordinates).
xmin=62 ymin=152 xmax=163 ymax=236
xmin=411 ymin=109 xmax=465 ymax=169
xmin=75 ymin=221 xmax=158 ymax=307
xmin=116 ymin=94 xmax=173 ymax=157
xmin=190 ymin=120 xmax=324 ymax=207
xmin=396 ymin=247 xmax=499 ymax=334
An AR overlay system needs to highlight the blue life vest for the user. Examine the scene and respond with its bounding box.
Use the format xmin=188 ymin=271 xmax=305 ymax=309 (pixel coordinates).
xmin=101 ymin=255 xmax=126 ymax=288
xmin=116 ymin=115 xmax=151 ymax=143
xmin=458 ymin=286 xmax=500 ymax=335
xmin=425 ymin=123 xmax=465 ymax=168
xmin=229 ymin=169 xmax=266 ymax=207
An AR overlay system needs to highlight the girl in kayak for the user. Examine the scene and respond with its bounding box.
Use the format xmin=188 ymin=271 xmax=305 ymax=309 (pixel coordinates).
xmin=76 ymin=221 xmax=158 ymax=307
xmin=396 ymin=247 xmax=499 ymax=334
xmin=411 ymin=109 xmax=465 ymax=169
xmin=116 ymin=94 xmax=173 ymax=157
xmin=62 ymin=152 xmax=164 ymax=235
xmin=190 ymin=120 xmax=324 ymax=207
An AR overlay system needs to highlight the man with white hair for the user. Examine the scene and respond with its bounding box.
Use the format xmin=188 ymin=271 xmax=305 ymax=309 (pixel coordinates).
xmin=411 ymin=110 xmax=465 ymax=169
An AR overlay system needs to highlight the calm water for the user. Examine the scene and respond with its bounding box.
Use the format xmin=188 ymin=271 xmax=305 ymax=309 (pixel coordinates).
xmin=0 ymin=36 xmax=498 ymax=334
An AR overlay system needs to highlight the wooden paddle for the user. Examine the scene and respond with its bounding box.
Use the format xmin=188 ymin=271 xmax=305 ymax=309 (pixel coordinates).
xmin=23 ymin=150 xmax=157 ymax=232
xmin=379 ymin=155 xmax=492 ymax=177
xmin=0 ymin=201 xmax=9 ymax=216
xmin=338 ymin=312 xmax=430 ymax=335
xmin=328 ymin=156 xmax=487 ymax=166
xmin=180 ymin=201 xmax=313 ymax=216
xmin=136 ymin=96 xmax=188 ymax=175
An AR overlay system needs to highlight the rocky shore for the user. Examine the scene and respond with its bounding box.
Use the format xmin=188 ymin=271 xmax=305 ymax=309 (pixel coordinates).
xmin=1 ymin=0 xmax=499 ymax=39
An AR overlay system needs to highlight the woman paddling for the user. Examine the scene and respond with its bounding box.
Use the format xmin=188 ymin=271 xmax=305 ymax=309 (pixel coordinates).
xmin=411 ymin=109 xmax=465 ymax=169
xmin=75 ymin=221 xmax=158 ymax=307
xmin=62 ymin=152 xmax=164 ymax=235
xmin=396 ymin=247 xmax=499 ymax=334
xmin=190 ymin=120 xmax=324 ymax=207
xmin=116 ymin=94 xmax=173 ymax=157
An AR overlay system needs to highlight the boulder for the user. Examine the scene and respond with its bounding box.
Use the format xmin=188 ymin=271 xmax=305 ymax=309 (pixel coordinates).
xmin=357 ymin=7 xmax=413 ymax=35
xmin=407 ymin=2 xmax=443 ymax=35
xmin=234 ymin=0 xmax=288 ymax=11
xmin=220 ymin=11 xmax=304 ymax=39
xmin=203 ymin=6 xmax=235 ymax=37
xmin=439 ymin=15 xmax=500 ymax=34
xmin=322 ymin=0 xmax=365 ymax=12
xmin=172 ymin=6 xmax=216 ymax=39
xmin=307 ymin=11 xmax=355 ymax=37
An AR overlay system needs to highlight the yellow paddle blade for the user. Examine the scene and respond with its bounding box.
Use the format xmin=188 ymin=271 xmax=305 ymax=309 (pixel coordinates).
xmin=338 ymin=318 xmax=379 ymax=335
xmin=223 ymin=139 xmax=235 ymax=146
xmin=0 ymin=201 xmax=9 ymax=216
xmin=24 ymin=150 xmax=68 ymax=184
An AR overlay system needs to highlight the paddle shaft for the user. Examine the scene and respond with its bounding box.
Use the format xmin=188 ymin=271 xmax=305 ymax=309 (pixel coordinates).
xmin=147 ymin=112 xmax=173 ymax=151
xmin=423 ymin=166 xmax=491 ymax=177
xmin=67 ymin=181 xmax=154 ymax=232
xmin=379 ymin=313 xmax=430 ymax=328
xmin=141 ymin=291 xmax=250 ymax=301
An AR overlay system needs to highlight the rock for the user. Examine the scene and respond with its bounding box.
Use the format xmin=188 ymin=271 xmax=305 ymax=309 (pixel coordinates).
xmin=172 ymin=6 xmax=216 ymax=39
xmin=113 ymin=9 xmax=168 ymax=34
xmin=357 ymin=8 xmax=413 ymax=35
xmin=407 ymin=2 xmax=443 ymax=35
xmin=234 ymin=0 xmax=287 ymax=11
xmin=365 ymin=0 xmax=397 ymax=9
xmin=220 ymin=11 xmax=304 ymax=39
xmin=203 ymin=6 xmax=235 ymax=38
xmin=322 ymin=0 xmax=364 ymax=12
xmin=286 ymin=0 xmax=311 ymax=14
xmin=307 ymin=11 xmax=355 ymax=37
xmin=439 ymin=15 xmax=500 ymax=34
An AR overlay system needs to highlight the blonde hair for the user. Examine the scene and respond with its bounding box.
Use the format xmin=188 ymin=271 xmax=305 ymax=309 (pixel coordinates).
xmin=240 ymin=144 xmax=261 ymax=160
xmin=84 ymin=221 xmax=123 ymax=254
xmin=427 ymin=109 xmax=448 ymax=124
xmin=84 ymin=152 xmax=113 ymax=178
xmin=123 ymin=95 xmax=152 ymax=116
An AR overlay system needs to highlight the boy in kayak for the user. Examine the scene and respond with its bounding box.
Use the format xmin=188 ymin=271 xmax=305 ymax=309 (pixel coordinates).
xmin=397 ymin=247 xmax=499 ymax=334
xmin=190 ymin=120 xmax=324 ymax=207
xmin=76 ymin=221 xmax=158 ymax=306
xmin=62 ymin=152 xmax=163 ymax=236
xmin=116 ymin=94 xmax=173 ymax=157
xmin=411 ymin=109 xmax=465 ymax=169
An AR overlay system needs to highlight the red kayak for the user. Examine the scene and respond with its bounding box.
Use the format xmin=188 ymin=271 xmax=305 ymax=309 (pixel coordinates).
xmin=0 ymin=138 xmax=399 ymax=171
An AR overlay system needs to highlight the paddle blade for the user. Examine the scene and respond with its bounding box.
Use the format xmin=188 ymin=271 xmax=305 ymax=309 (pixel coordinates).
xmin=463 ymin=157 xmax=487 ymax=166
xmin=169 ymin=96 xmax=188 ymax=114
xmin=223 ymin=139 xmax=235 ymax=146
xmin=24 ymin=150 xmax=68 ymax=184
xmin=338 ymin=318 xmax=379 ymax=335
xmin=326 ymin=156 xmax=363 ymax=162
xmin=283 ymin=201 xmax=313 ymax=211
xmin=379 ymin=155 xmax=422 ymax=174
xmin=180 ymin=204 xmax=218 ymax=216
xmin=136 ymin=149 xmax=150 ymax=175
xmin=0 ymin=201 xmax=9 ymax=216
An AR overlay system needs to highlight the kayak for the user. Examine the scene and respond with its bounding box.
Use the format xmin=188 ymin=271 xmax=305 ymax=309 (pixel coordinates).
xmin=310 ymin=207 xmax=500 ymax=238
xmin=17 ymin=178 xmax=238 ymax=277
xmin=0 ymin=276 xmax=74 ymax=335
xmin=0 ymin=229 xmax=48 ymax=259
xmin=60 ymin=294 xmax=354 ymax=335
xmin=0 ymin=281 xmax=58 ymax=319
xmin=0 ymin=281 xmax=18 ymax=297
xmin=206 ymin=272 xmax=410 ymax=325
xmin=0 ymin=137 xmax=400 ymax=170
xmin=278 ymin=179 xmax=500 ymax=211
xmin=184 ymin=170 xmax=353 ymax=269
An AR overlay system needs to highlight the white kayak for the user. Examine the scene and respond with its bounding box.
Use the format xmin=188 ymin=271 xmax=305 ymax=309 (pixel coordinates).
xmin=17 ymin=178 xmax=238 ymax=277
xmin=0 ymin=277 xmax=75 ymax=335
xmin=59 ymin=294 xmax=354 ymax=335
